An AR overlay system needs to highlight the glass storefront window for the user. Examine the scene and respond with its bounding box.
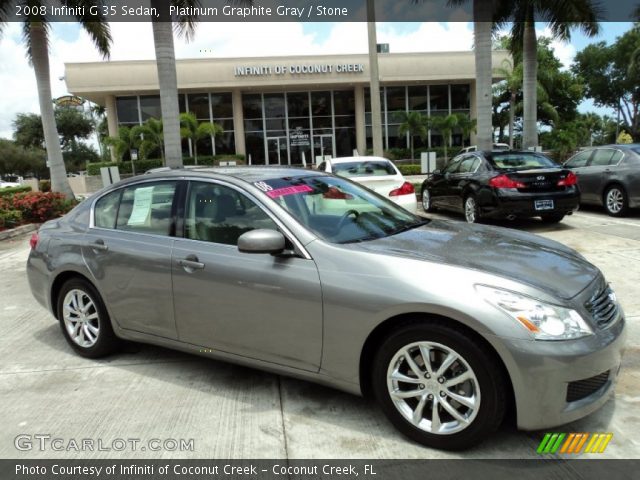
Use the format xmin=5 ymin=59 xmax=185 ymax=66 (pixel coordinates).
xmin=287 ymin=92 xmax=309 ymax=117
xmin=386 ymin=87 xmax=406 ymax=114
xmin=116 ymin=96 xmax=139 ymax=124
xmin=451 ymin=84 xmax=470 ymax=110
xmin=243 ymin=94 xmax=263 ymax=119
xmin=263 ymin=93 xmax=285 ymax=118
xmin=139 ymin=96 xmax=161 ymax=121
xmin=211 ymin=93 xmax=232 ymax=118
xmin=187 ymin=93 xmax=210 ymax=120
xmin=311 ymin=91 xmax=331 ymax=116
xmin=408 ymin=86 xmax=428 ymax=111
xmin=333 ymin=90 xmax=355 ymax=116
xmin=430 ymin=85 xmax=449 ymax=112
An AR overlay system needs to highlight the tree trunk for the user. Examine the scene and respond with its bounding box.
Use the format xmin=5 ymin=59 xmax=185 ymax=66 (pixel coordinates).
xmin=522 ymin=19 xmax=538 ymax=149
xmin=29 ymin=24 xmax=74 ymax=198
xmin=508 ymin=92 xmax=515 ymax=149
xmin=152 ymin=5 xmax=183 ymax=168
xmin=367 ymin=0 xmax=384 ymax=157
xmin=410 ymin=136 xmax=414 ymax=161
xmin=473 ymin=2 xmax=493 ymax=151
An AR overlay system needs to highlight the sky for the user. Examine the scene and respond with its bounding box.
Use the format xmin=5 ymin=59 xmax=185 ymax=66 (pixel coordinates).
xmin=0 ymin=21 xmax=633 ymax=141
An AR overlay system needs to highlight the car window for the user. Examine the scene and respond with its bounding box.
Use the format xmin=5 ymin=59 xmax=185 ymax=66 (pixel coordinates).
xmin=185 ymin=182 xmax=278 ymax=246
xmin=94 ymin=189 xmax=121 ymax=229
xmin=590 ymin=149 xmax=615 ymax=166
xmin=610 ymin=150 xmax=624 ymax=165
xmin=565 ymin=150 xmax=591 ymax=168
xmin=332 ymin=160 xmax=397 ymax=177
xmin=443 ymin=157 xmax=463 ymax=174
xmin=256 ymin=175 xmax=424 ymax=244
xmin=457 ymin=156 xmax=480 ymax=174
xmin=489 ymin=153 xmax=559 ymax=170
xmin=115 ymin=181 xmax=177 ymax=236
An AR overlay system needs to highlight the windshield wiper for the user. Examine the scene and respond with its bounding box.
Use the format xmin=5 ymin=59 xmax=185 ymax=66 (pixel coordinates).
xmin=388 ymin=219 xmax=430 ymax=236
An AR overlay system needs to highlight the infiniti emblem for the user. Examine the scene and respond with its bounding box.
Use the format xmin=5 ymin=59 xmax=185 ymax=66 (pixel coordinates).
xmin=536 ymin=175 xmax=545 ymax=180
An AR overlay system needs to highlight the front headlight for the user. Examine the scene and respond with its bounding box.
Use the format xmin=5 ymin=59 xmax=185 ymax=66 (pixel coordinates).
xmin=476 ymin=285 xmax=593 ymax=340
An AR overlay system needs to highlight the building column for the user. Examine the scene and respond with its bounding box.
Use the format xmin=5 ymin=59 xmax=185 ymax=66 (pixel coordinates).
xmin=354 ymin=85 xmax=366 ymax=155
xmin=232 ymin=89 xmax=246 ymax=157
xmin=105 ymin=95 xmax=118 ymax=162
xmin=469 ymin=82 xmax=478 ymax=146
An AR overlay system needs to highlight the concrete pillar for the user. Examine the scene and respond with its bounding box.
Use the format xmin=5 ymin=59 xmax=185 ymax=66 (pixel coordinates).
xmin=105 ymin=95 xmax=118 ymax=162
xmin=232 ymin=89 xmax=246 ymax=156
xmin=469 ymin=82 xmax=477 ymax=146
xmin=354 ymin=85 xmax=366 ymax=155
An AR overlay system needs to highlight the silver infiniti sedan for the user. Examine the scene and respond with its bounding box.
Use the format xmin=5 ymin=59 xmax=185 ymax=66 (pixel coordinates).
xmin=27 ymin=167 xmax=626 ymax=450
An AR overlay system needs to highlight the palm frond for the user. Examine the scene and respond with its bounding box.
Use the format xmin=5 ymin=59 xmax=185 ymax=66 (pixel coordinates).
xmin=60 ymin=0 xmax=112 ymax=58
xmin=172 ymin=0 xmax=203 ymax=41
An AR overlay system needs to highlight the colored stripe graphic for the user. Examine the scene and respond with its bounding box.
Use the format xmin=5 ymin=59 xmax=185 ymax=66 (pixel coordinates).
xmin=538 ymin=433 xmax=613 ymax=454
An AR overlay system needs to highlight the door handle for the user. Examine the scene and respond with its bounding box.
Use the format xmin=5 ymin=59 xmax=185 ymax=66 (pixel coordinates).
xmin=179 ymin=255 xmax=205 ymax=271
xmin=88 ymin=240 xmax=108 ymax=251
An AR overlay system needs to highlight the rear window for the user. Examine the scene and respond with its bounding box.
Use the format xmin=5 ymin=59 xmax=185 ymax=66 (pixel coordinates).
xmin=489 ymin=153 xmax=559 ymax=170
xmin=332 ymin=160 xmax=397 ymax=177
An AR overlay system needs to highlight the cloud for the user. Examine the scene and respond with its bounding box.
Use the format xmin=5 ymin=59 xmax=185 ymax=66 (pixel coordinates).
xmin=0 ymin=21 xmax=474 ymax=140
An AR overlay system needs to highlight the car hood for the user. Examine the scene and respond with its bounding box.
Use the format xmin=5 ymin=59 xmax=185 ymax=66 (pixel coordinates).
xmin=348 ymin=219 xmax=599 ymax=300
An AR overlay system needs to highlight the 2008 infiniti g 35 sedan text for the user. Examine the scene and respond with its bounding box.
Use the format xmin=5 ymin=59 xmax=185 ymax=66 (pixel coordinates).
xmin=26 ymin=167 xmax=626 ymax=450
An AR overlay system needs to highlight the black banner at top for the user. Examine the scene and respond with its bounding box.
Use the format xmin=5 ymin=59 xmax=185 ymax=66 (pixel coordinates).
xmin=3 ymin=0 xmax=639 ymax=23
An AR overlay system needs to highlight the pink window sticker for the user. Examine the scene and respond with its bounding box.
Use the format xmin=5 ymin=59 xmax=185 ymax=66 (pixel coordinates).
xmin=266 ymin=185 xmax=314 ymax=198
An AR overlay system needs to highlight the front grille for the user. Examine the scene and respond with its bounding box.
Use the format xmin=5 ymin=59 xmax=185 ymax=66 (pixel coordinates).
xmin=585 ymin=284 xmax=619 ymax=329
xmin=566 ymin=371 xmax=610 ymax=402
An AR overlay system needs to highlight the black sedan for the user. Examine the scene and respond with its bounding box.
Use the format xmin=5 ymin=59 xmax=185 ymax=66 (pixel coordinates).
xmin=421 ymin=151 xmax=580 ymax=223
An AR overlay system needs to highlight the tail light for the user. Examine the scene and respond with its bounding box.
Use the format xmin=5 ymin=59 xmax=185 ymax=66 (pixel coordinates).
xmin=557 ymin=172 xmax=577 ymax=187
xmin=489 ymin=174 xmax=525 ymax=189
xmin=323 ymin=186 xmax=353 ymax=200
xmin=389 ymin=182 xmax=415 ymax=197
xmin=29 ymin=232 xmax=39 ymax=250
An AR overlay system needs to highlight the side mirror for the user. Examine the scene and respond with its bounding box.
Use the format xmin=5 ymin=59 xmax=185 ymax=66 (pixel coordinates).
xmin=432 ymin=169 xmax=441 ymax=175
xmin=238 ymin=229 xmax=285 ymax=255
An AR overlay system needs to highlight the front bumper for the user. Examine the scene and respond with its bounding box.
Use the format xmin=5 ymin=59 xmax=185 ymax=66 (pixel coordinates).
xmin=489 ymin=312 xmax=626 ymax=431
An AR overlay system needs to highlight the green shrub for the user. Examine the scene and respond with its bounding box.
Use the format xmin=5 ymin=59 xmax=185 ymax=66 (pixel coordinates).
xmin=0 ymin=209 xmax=22 ymax=229
xmin=39 ymin=180 xmax=51 ymax=192
xmin=0 ymin=185 xmax=32 ymax=197
xmin=397 ymin=164 xmax=422 ymax=175
xmin=88 ymin=154 xmax=247 ymax=176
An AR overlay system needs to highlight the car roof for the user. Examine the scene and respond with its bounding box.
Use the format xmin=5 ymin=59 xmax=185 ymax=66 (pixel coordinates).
xmin=329 ymin=156 xmax=391 ymax=164
xmin=141 ymin=166 xmax=325 ymax=184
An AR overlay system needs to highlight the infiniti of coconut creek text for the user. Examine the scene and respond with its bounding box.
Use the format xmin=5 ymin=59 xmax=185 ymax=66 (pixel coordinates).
xmin=14 ymin=4 xmax=350 ymax=20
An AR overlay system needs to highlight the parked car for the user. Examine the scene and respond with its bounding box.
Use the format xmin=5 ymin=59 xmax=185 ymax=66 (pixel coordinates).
xmin=457 ymin=143 xmax=510 ymax=155
xmin=421 ymin=151 xmax=580 ymax=223
xmin=27 ymin=167 xmax=625 ymax=450
xmin=563 ymin=144 xmax=640 ymax=217
xmin=318 ymin=156 xmax=417 ymax=214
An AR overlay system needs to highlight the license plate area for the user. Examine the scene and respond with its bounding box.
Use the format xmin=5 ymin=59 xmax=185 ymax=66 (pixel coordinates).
xmin=534 ymin=199 xmax=554 ymax=211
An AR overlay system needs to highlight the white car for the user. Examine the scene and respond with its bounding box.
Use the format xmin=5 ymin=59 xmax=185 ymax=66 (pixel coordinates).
xmin=318 ymin=156 xmax=418 ymax=214
xmin=0 ymin=180 xmax=21 ymax=188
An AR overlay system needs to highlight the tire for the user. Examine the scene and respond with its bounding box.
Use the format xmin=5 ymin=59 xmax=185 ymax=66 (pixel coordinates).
xmin=463 ymin=195 xmax=480 ymax=223
xmin=372 ymin=322 xmax=506 ymax=450
xmin=604 ymin=185 xmax=628 ymax=217
xmin=540 ymin=213 xmax=565 ymax=224
xmin=421 ymin=187 xmax=434 ymax=212
xmin=57 ymin=278 xmax=119 ymax=358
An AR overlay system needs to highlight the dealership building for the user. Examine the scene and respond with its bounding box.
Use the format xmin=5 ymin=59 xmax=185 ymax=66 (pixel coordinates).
xmin=65 ymin=50 xmax=509 ymax=165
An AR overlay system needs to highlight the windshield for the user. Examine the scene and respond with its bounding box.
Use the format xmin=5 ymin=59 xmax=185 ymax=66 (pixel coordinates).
xmin=253 ymin=175 xmax=426 ymax=244
xmin=332 ymin=160 xmax=397 ymax=177
xmin=489 ymin=153 xmax=559 ymax=170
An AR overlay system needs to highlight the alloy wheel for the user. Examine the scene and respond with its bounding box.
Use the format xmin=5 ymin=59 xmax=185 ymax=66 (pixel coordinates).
xmin=386 ymin=341 xmax=480 ymax=435
xmin=62 ymin=289 xmax=100 ymax=348
xmin=606 ymin=188 xmax=624 ymax=215
xmin=422 ymin=189 xmax=431 ymax=212
xmin=464 ymin=197 xmax=478 ymax=223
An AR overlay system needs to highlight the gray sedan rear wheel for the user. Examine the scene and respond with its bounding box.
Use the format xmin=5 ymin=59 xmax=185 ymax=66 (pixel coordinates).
xmin=604 ymin=185 xmax=628 ymax=217
xmin=372 ymin=322 xmax=506 ymax=450
xmin=57 ymin=278 xmax=119 ymax=358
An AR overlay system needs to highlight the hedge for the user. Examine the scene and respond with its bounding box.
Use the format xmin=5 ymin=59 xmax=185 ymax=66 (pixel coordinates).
xmin=87 ymin=154 xmax=247 ymax=176
xmin=396 ymin=164 xmax=422 ymax=176
xmin=0 ymin=185 xmax=32 ymax=197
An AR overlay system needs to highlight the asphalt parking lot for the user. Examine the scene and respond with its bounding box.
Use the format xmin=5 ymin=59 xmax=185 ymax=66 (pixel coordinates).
xmin=1 ymin=207 xmax=639 ymax=459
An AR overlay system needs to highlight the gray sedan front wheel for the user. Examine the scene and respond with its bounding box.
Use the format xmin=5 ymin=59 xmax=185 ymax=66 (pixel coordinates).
xmin=57 ymin=278 xmax=119 ymax=358
xmin=372 ymin=322 xmax=506 ymax=450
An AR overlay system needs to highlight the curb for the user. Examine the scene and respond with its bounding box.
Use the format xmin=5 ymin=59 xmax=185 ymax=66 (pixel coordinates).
xmin=0 ymin=223 xmax=39 ymax=241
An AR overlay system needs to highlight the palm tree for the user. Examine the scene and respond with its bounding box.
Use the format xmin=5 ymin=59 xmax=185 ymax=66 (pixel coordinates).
xmin=180 ymin=112 xmax=223 ymax=164
xmin=150 ymin=0 xmax=202 ymax=168
xmin=104 ymin=126 xmax=136 ymax=161
xmin=397 ymin=112 xmax=430 ymax=160
xmin=454 ymin=113 xmax=477 ymax=147
xmin=0 ymin=4 xmax=111 ymax=197
xmin=448 ymin=0 xmax=503 ymax=151
xmin=493 ymin=58 xmax=522 ymax=148
xmin=132 ymin=118 xmax=165 ymax=160
xmin=505 ymin=1 xmax=601 ymax=149
xmin=432 ymin=114 xmax=460 ymax=161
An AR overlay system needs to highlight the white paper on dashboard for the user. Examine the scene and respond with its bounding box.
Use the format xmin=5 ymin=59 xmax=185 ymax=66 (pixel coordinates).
xmin=127 ymin=186 xmax=154 ymax=225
